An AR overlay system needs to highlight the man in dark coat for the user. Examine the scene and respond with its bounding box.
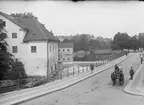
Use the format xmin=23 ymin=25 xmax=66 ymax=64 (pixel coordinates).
xmin=111 ymin=72 xmax=117 ymax=85
xmin=119 ymin=69 xmax=124 ymax=86
xmin=140 ymin=53 xmax=143 ymax=64
xmin=115 ymin=64 xmax=119 ymax=72
xmin=90 ymin=64 xmax=94 ymax=74
xmin=129 ymin=67 xmax=134 ymax=80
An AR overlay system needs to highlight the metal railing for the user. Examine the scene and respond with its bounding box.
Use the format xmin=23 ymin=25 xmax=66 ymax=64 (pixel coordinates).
xmin=0 ymin=60 xmax=109 ymax=94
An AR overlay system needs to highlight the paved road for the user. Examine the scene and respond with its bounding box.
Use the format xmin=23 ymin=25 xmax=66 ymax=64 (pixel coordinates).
xmin=20 ymin=53 xmax=144 ymax=105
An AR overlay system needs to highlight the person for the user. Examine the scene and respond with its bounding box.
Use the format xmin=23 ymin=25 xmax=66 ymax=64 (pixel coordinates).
xmin=129 ymin=67 xmax=134 ymax=80
xmin=140 ymin=53 xmax=143 ymax=64
xmin=114 ymin=64 xmax=120 ymax=79
xmin=90 ymin=64 xmax=94 ymax=74
xmin=111 ymin=72 xmax=117 ymax=85
xmin=119 ymin=68 xmax=124 ymax=86
xmin=125 ymin=51 xmax=128 ymax=56
xmin=115 ymin=64 xmax=119 ymax=72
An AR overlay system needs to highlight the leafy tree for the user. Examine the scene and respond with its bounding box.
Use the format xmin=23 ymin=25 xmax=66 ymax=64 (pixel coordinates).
xmin=129 ymin=35 xmax=139 ymax=51
xmin=138 ymin=33 xmax=144 ymax=48
xmin=62 ymin=39 xmax=72 ymax=43
xmin=0 ymin=19 xmax=14 ymax=80
xmin=112 ymin=32 xmax=130 ymax=50
xmin=11 ymin=12 xmax=38 ymax=19
xmin=8 ymin=59 xmax=26 ymax=80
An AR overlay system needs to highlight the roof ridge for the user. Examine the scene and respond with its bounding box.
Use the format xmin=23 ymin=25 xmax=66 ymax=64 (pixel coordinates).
xmin=33 ymin=18 xmax=47 ymax=40
xmin=0 ymin=11 xmax=26 ymax=29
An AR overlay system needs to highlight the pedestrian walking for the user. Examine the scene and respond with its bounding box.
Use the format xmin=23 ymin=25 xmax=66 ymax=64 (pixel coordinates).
xmin=90 ymin=64 xmax=94 ymax=74
xmin=119 ymin=69 xmax=124 ymax=86
xmin=129 ymin=67 xmax=134 ymax=80
xmin=140 ymin=53 xmax=143 ymax=64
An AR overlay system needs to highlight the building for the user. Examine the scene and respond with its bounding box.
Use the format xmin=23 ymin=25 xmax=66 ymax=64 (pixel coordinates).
xmin=0 ymin=11 xmax=59 ymax=76
xmin=56 ymin=35 xmax=73 ymax=42
xmin=58 ymin=42 xmax=73 ymax=62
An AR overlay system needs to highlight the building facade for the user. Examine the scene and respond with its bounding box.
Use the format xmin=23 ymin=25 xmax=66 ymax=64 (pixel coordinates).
xmin=58 ymin=43 xmax=73 ymax=62
xmin=0 ymin=11 xmax=59 ymax=76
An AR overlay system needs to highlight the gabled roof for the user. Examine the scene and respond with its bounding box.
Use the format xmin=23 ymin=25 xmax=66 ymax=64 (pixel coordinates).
xmin=59 ymin=42 xmax=73 ymax=48
xmin=0 ymin=11 xmax=59 ymax=43
xmin=0 ymin=11 xmax=26 ymax=29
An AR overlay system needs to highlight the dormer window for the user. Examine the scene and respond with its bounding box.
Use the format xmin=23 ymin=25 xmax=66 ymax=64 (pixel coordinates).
xmin=12 ymin=33 xmax=17 ymax=38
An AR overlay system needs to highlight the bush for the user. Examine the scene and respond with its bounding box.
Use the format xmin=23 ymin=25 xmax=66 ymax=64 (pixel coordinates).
xmin=8 ymin=59 xmax=27 ymax=80
xmin=0 ymin=80 xmax=17 ymax=88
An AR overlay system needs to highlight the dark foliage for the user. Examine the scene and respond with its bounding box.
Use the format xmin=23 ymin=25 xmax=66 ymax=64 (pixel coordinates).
xmin=0 ymin=20 xmax=14 ymax=80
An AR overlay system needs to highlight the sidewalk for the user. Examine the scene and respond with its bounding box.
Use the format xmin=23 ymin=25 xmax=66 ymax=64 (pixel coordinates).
xmin=0 ymin=53 xmax=134 ymax=105
xmin=124 ymin=60 xmax=144 ymax=96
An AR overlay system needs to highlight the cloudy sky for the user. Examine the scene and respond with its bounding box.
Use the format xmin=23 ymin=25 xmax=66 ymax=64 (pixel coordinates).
xmin=0 ymin=1 xmax=144 ymax=38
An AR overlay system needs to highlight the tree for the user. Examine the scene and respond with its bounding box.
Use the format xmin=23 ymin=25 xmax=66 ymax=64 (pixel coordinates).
xmin=138 ymin=33 xmax=144 ymax=49
xmin=129 ymin=35 xmax=139 ymax=51
xmin=8 ymin=59 xmax=26 ymax=80
xmin=0 ymin=19 xmax=14 ymax=80
xmin=112 ymin=32 xmax=130 ymax=50
xmin=62 ymin=39 xmax=72 ymax=43
xmin=11 ymin=12 xmax=38 ymax=19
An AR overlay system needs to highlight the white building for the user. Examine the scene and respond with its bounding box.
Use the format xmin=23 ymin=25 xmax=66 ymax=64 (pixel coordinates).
xmin=0 ymin=11 xmax=59 ymax=76
xmin=58 ymin=43 xmax=73 ymax=62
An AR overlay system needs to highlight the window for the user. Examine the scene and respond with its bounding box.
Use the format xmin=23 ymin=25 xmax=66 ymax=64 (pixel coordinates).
xmin=12 ymin=46 xmax=18 ymax=53
xmin=58 ymin=49 xmax=60 ymax=52
xmin=68 ymin=58 xmax=70 ymax=60
xmin=31 ymin=46 xmax=36 ymax=53
xmin=63 ymin=58 xmax=65 ymax=60
xmin=0 ymin=19 xmax=6 ymax=27
xmin=63 ymin=49 xmax=65 ymax=51
xmin=67 ymin=49 xmax=69 ymax=51
xmin=12 ymin=33 xmax=17 ymax=38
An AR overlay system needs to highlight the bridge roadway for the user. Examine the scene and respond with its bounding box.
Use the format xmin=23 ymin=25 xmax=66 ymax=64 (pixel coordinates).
xmin=20 ymin=53 xmax=144 ymax=105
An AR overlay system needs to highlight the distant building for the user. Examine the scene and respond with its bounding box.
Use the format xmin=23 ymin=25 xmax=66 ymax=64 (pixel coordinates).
xmin=0 ymin=11 xmax=59 ymax=76
xmin=56 ymin=35 xmax=73 ymax=42
xmin=58 ymin=43 xmax=73 ymax=62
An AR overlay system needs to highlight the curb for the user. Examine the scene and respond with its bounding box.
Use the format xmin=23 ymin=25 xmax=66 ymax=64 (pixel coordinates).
xmin=124 ymin=61 xmax=144 ymax=96
xmin=2 ymin=53 xmax=135 ymax=105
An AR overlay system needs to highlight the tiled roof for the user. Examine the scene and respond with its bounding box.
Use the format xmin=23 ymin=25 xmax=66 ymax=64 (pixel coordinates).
xmin=0 ymin=11 xmax=26 ymax=29
xmin=0 ymin=11 xmax=58 ymax=42
xmin=59 ymin=43 xmax=73 ymax=48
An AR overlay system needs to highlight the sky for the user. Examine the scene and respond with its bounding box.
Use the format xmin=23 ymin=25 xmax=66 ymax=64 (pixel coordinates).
xmin=0 ymin=1 xmax=144 ymax=38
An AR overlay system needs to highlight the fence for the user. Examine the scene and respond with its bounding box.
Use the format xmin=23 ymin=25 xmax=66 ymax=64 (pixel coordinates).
xmin=0 ymin=60 xmax=109 ymax=94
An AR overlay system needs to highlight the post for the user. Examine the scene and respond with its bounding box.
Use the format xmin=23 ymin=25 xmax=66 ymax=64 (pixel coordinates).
xmin=78 ymin=67 xmax=79 ymax=73
xmin=67 ymin=68 xmax=69 ymax=76
xmin=32 ymin=77 xmax=33 ymax=87
xmin=61 ymin=69 xmax=62 ymax=79
xmin=17 ymin=78 xmax=19 ymax=90
xmin=83 ymin=66 xmax=84 ymax=72
xmin=96 ymin=62 xmax=97 ymax=67
xmin=87 ymin=65 xmax=88 ymax=71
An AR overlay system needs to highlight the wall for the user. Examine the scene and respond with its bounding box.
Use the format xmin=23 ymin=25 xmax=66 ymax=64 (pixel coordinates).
xmin=47 ymin=42 xmax=58 ymax=75
xmin=0 ymin=15 xmax=48 ymax=76
xmin=59 ymin=48 xmax=73 ymax=62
